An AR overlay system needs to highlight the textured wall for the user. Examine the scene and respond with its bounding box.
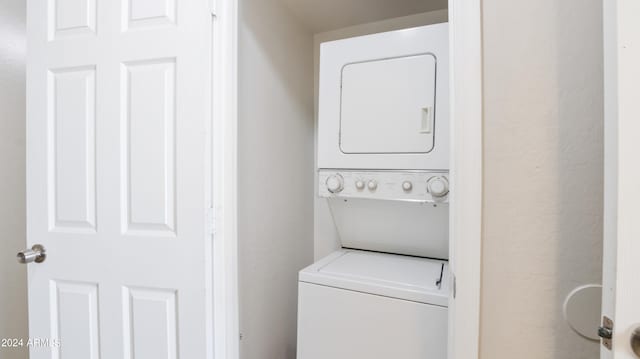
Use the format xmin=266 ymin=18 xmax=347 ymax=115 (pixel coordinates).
xmin=481 ymin=0 xmax=603 ymax=358
xmin=237 ymin=1 xmax=315 ymax=358
xmin=0 ymin=1 xmax=28 ymax=358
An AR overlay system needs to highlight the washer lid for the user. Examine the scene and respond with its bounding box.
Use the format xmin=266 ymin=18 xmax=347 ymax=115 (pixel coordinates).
xmin=299 ymin=249 xmax=449 ymax=306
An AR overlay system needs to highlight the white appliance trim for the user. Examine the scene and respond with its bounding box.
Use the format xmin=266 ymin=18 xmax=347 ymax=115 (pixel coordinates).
xmin=447 ymin=1 xmax=483 ymax=359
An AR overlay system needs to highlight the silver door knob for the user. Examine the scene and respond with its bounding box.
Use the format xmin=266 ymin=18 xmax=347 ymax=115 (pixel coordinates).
xmin=17 ymin=244 xmax=46 ymax=264
xmin=632 ymin=327 xmax=640 ymax=357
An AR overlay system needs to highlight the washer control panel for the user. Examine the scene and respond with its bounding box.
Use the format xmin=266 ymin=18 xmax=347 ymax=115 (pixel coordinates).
xmin=319 ymin=170 xmax=449 ymax=203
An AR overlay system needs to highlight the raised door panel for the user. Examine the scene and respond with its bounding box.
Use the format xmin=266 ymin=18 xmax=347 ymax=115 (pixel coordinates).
xmin=48 ymin=66 xmax=97 ymax=233
xmin=49 ymin=281 xmax=100 ymax=359
xmin=123 ymin=0 xmax=177 ymax=30
xmin=122 ymin=287 xmax=178 ymax=359
xmin=49 ymin=0 xmax=97 ymax=40
xmin=120 ymin=59 xmax=176 ymax=236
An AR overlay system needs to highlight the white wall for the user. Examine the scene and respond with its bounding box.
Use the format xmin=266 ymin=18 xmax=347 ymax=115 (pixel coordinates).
xmin=0 ymin=1 xmax=28 ymax=358
xmin=480 ymin=1 xmax=603 ymax=358
xmin=237 ymin=1 xmax=315 ymax=358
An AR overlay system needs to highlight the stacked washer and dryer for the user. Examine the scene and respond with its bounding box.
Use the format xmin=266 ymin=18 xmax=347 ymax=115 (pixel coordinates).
xmin=297 ymin=23 xmax=450 ymax=358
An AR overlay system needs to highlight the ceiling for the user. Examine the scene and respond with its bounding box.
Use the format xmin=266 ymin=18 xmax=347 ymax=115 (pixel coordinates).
xmin=279 ymin=0 xmax=448 ymax=33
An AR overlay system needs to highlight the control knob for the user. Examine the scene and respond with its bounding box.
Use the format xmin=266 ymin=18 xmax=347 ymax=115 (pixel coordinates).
xmin=427 ymin=176 xmax=449 ymax=197
xmin=402 ymin=181 xmax=413 ymax=191
xmin=326 ymin=174 xmax=344 ymax=193
xmin=367 ymin=180 xmax=378 ymax=191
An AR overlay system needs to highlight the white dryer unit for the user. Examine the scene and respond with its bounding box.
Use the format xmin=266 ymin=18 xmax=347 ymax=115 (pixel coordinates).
xmin=317 ymin=23 xmax=449 ymax=170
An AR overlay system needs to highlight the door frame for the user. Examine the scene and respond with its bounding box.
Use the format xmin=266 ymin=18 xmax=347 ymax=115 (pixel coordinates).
xmin=602 ymin=0 xmax=640 ymax=358
xmin=211 ymin=0 xmax=240 ymax=358
xmin=447 ymin=1 xmax=483 ymax=359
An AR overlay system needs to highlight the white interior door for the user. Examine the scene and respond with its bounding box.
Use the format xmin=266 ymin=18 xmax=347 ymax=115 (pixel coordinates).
xmin=26 ymin=0 xmax=214 ymax=358
xmin=601 ymin=1 xmax=640 ymax=358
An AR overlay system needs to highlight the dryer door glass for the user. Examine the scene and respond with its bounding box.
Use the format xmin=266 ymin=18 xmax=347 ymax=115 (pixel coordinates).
xmin=339 ymin=54 xmax=437 ymax=154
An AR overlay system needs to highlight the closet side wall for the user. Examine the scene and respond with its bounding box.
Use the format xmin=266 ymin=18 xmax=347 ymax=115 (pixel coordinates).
xmin=238 ymin=1 xmax=314 ymax=358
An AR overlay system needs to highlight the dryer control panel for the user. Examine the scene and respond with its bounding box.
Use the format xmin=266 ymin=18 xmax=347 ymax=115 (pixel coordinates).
xmin=318 ymin=170 xmax=449 ymax=203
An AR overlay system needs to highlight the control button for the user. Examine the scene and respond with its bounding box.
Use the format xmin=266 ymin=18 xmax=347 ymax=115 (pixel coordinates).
xmin=355 ymin=180 xmax=365 ymax=190
xmin=326 ymin=174 xmax=344 ymax=193
xmin=402 ymin=181 xmax=413 ymax=192
xmin=367 ymin=180 xmax=378 ymax=191
xmin=427 ymin=176 xmax=449 ymax=197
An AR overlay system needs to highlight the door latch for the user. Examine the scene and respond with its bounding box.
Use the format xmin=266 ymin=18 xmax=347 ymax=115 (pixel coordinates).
xmin=631 ymin=327 xmax=640 ymax=357
xmin=598 ymin=316 xmax=614 ymax=350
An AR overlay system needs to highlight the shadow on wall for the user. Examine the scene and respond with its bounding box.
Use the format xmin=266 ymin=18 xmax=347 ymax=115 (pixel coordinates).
xmin=553 ymin=0 xmax=603 ymax=357
xmin=0 ymin=0 xmax=28 ymax=359
xmin=237 ymin=1 xmax=315 ymax=359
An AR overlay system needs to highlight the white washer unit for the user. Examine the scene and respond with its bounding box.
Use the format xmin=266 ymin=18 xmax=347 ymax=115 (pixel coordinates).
xmin=298 ymin=23 xmax=450 ymax=359
xmin=297 ymin=250 xmax=448 ymax=359
xmin=317 ymin=23 xmax=449 ymax=170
